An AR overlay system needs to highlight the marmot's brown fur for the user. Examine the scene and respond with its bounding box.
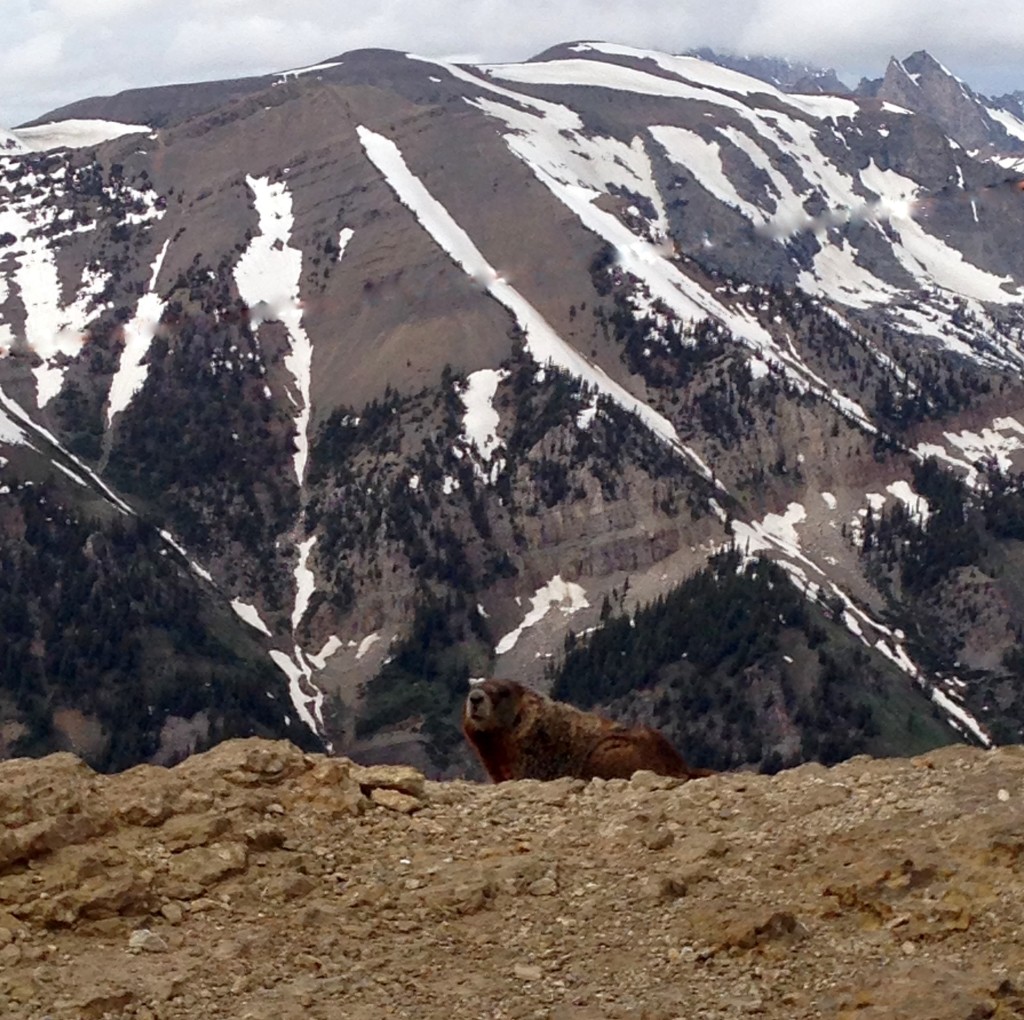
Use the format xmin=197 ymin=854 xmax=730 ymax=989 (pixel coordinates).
xmin=462 ymin=678 xmax=713 ymax=782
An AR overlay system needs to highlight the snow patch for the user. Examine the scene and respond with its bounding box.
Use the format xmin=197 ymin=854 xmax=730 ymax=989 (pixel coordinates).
xmin=931 ymin=686 xmax=992 ymax=747
xmin=985 ymin=105 xmax=1024 ymax=144
xmin=355 ymin=633 xmax=381 ymax=660
xmin=106 ymin=239 xmax=170 ymax=424
xmin=235 ymin=175 xmax=318 ymax=483
xmin=277 ymin=60 xmax=342 ymax=82
xmin=292 ymin=535 xmax=317 ymax=631
xmin=12 ymin=119 xmax=149 ymax=152
xmin=231 ymin=600 xmax=272 ymax=637
xmin=460 ymin=368 xmax=508 ymax=481
xmin=270 ymin=647 xmax=326 ymax=738
xmin=308 ymin=636 xmax=343 ymax=670
xmin=495 ymin=576 xmax=590 ymax=655
xmin=886 ymin=480 xmax=930 ymax=524
xmin=914 ymin=417 xmax=1024 ymax=486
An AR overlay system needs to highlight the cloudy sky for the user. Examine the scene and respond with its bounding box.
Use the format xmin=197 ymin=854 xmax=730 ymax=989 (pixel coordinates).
xmin=3 ymin=0 xmax=1023 ymax=127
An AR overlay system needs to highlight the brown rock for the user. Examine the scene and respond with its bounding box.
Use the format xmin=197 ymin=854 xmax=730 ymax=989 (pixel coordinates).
xmin=299 ymin=760 xmax=369 ymax=817
xmin=513 ymin=963 xmax=543 ymax=981
xmin=165 ymin=842 xmax=248 ymax=894
xmin=642 ymin=826 xmax=675 ymax=850
xmin=264 ymin=873 xmax=317 ymax=901
xmin=718 ymin=909 xmax=808 ymax=952
xmin=527 ymin=876 xmax=558 ymax=896
xmin=159 ymin=812 xmax=231 ymax=850
xmin=370 ymin=788 xmax=423 ymax=813
xmin=177 ymin=738 xmax=308 ymax=787
xmin=128 ymin=927 xmax=169 ymax=953
xmin=27 ymin=867 xmax=154 ymax=927
xmin=76 ymin=986 xmax=135 ymax=1020
xmin=350 ymin=763 xmax=427 ymax=799
xmin=160 ymin=901 xmax=185 ymax=924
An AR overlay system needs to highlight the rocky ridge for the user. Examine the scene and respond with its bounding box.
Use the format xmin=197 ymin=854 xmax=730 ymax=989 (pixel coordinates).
xmin=2 ymin=737 xmax=1024 ymax=1019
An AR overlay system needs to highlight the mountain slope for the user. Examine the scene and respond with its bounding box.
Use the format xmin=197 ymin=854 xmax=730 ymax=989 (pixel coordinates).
xmin=2 ymin=42 xmax=1024 ymax=773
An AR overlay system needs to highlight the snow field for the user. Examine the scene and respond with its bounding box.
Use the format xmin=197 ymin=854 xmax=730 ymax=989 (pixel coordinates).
xmin=11 ymin=119 xmax=149 ymax=153
xmin=356 ymin=124 xmax=716 ymax=482
xmin=460 ymin=368 xmax=508 ymax=482
xmin=106 ymin=240 xmax=170 ymax=424
xmin=495 ymin=575 xmax=590 ymax=655
xmin=234 ymin=174 xmax=315 ymax=485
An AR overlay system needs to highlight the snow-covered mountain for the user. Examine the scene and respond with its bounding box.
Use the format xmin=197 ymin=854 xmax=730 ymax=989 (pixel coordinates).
xmin=3 ymin=42 xmax=1024 ymax=774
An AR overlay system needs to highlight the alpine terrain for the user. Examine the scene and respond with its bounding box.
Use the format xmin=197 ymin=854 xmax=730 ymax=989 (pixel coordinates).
xmin=3 ymin=42 xmax=1024 ymax=776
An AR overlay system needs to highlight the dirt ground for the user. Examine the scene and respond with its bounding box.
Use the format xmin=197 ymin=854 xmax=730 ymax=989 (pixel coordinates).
xmin=2 ymin=738 xmax=1024 ymax=1019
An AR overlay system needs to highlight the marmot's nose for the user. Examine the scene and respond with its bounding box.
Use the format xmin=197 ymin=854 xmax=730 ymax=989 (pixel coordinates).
xmin=468 ymin=690 xmax=486 ymax=706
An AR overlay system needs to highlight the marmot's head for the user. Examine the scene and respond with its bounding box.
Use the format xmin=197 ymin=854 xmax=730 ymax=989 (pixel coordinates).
xmin=463 ymin=678 xmax=527 ymax=732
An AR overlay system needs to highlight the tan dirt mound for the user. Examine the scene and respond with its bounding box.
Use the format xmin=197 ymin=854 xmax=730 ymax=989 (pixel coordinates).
xmin=1 ymin=738 xmax=1023 ymax=1019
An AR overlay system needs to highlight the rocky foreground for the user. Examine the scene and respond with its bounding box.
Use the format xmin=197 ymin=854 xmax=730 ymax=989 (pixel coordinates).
xmin=2 ymin=740 xmax=1024 ymax=1020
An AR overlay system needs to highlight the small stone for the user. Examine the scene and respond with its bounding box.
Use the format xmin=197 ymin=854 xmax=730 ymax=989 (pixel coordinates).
xmin=643 ymin=827 xmax=675 ymax=851
xmin=294 ymin=952 xmax=322 ymax=972
xmin=528 ymin=877 xmax=558 ymax=896
xmin=631 ymin=770 xmax=683 ymax=791
xmin=647 ymin=875 xmax=688 ymax=901
xmin=0 ymin=926 xmax=13 ymax=948
xmin=129 ymin=928 xmax=169 ymax=953
xmin=513 ymin=964 xmax=543 ymax=982
xmin=160 ymin=902 xmax=184 ymax=925
xmin=998 ymin=788 xmax=1010 ymax=802
xmin=7 ymin=977 xmax=38 ymax=1003
xmin=901 ymin=940 xmax=917 ymax=956
xmin=349 ymin=763 xmax=426 ymax=798
xmin=370 ymin=788 xmax=423 ymax=814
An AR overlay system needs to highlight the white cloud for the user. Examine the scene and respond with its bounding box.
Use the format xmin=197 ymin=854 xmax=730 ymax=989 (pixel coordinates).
xmin=1 ymin=1 xmax=1023 ymax=127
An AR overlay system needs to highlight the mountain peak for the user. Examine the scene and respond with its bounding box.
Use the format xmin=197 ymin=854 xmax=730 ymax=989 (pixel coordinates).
xmin=903 ymin=49 xmax=955 ymax=79
xmin=875 ymin=50 xmax=1022 ymax=152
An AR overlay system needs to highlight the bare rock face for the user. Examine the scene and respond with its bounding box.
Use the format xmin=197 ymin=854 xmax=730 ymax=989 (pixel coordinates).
xmin=2 ymin=738 xmax=1024 ymax=1018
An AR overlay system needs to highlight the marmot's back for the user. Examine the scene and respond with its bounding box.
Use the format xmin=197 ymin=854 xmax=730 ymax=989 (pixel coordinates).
xmin=462 ymin=678 xmax=711 ymax=783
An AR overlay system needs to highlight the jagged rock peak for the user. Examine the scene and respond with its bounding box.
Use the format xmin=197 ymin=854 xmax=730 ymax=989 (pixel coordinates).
xmin=875 ymin=49 xmax=1021 ymax=152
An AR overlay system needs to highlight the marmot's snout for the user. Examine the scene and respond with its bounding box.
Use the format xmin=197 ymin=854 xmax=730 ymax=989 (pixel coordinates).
xmin=466 ymin=688 xmax=488 ymax=720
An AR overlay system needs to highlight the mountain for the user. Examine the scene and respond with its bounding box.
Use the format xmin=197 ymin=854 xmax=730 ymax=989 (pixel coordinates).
xmin=685 ymin=47 xmax=850 ymax=95
xmin=993 ymin=90 xmax=1024 ymax=120
xmin=3 ymin=41 xmax=1024 ymax=776
xmin=859 ymin=51 xmax=1024 ymax=157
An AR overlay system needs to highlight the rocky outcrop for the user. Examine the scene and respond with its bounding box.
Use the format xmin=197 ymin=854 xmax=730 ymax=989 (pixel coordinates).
xmin=871 ymin=51 xmax=1024 ymax=153
xmin=2 ymin=737 xmax=1024 ymax=1019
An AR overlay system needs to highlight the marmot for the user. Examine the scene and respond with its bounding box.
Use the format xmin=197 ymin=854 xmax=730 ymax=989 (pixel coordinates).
xmin=462 ymin=678 xmax=712 ymax=782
